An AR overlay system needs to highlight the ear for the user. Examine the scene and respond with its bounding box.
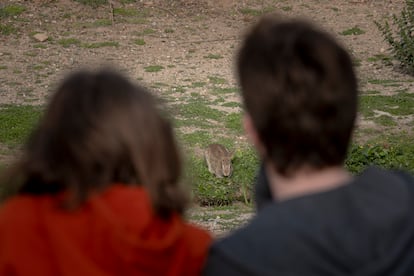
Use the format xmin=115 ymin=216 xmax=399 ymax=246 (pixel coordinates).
xmin=243 ymin=113 xmax=266 ymax=158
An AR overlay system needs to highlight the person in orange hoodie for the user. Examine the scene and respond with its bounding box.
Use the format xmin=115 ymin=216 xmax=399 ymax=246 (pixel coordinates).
xmin=0 ymin=69 xmax=212 ymax=276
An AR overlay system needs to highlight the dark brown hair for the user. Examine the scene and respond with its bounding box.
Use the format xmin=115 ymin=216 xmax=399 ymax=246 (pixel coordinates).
xmin=2 ymin=69 xmax=188 ymax=217
xmin=238 ymin=16 xmax=358 ymax=176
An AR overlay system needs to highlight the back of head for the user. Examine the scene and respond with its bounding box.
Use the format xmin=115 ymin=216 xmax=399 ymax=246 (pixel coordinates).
xmin=238 ymin=16 xmax=358 ymax=176
xmin=4 ymin=69 xmax=188 ymax=217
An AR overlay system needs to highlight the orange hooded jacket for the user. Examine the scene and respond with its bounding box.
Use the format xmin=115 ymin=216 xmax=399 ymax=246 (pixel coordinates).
xmin=0 ymin=185 xmax=212 ymax=276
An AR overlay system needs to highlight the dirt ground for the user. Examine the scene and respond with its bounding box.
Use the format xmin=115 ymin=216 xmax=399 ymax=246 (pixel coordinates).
xmin=0 ymin=0 xmax=412 ymax=235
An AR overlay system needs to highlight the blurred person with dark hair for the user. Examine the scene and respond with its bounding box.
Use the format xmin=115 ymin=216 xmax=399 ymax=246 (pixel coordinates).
xmin=0 ymin=69 xmax=211 ymax=275
xmin=204 ymin=16 xmax=414 ymax=275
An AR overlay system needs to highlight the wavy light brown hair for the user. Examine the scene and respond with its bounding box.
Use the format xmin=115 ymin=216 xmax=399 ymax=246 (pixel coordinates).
xmin=238 ymin=16 xmax=358 ymax=176
xmin=2 ymin=69 xmax=188 ymax=217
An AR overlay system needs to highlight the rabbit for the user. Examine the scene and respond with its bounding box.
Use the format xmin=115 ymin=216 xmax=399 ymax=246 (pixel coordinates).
xmin=204 ymin=143 xmax=233 ymax=178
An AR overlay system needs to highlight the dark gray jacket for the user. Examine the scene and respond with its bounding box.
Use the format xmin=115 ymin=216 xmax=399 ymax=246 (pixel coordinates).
xmin=204 ymin=167 xmax=414 ymax=275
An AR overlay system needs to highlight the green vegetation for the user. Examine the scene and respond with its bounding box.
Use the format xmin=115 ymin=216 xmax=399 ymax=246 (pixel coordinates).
xmin=204 ymin=54 xmax=223 ymax=59
xmin=74 ymin=0 xmax=107 ymax=7
xmin=0 ymin=105 xmax=42 ymax=147
xmin=375 ymin=0 xmax=414 ymax=74
xmin=359 ymin=92 xmax=414 ymax=117
xmin=208 ymin=76 xmax=227 ymax=85
xmin=82 ymin=41 xmax=119 ymax=48
xmin=0 ymin=24 xmax=17 ymax=35
xmin=144 ymin=65 xmax=164 ymax=72
xmin=58 ymin=38 xmax=81 ymax=48
xmin=340 ymin=26 xmax=365 ymax=36
xmin=0 ymin=4 xmax=26 ymax=18
xmin=239 ymin=7 xmax=275 ymax=16
xmin=134 ymin=38 xmax=146 ymax=45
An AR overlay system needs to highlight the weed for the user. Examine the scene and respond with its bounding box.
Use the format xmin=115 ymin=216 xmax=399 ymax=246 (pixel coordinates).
xmin=144 ymin=65 xmax=164 ymax=72
xmin=239 ymin=7 xmax=275 ymax=16
xmin=0 ymin=24 xmax=17 ymax=35
xmin=33 ymin=44 xmax=47 ymax=49
xmin=375 ymin=0 xmax=414 ymax=74
xmin=191 ymin=82 xmax=206 ymax=88
xmin=367 ymin=54 xmax=393 ymax=65
xmin=74 ymin=0 xmax=107 ymax=7
xmin=0 ymin=4 xmax=26 ymax=18
xmin=367 ymin=79 xmax=401 ymax=87
xmin=204 ymin=54 xmax=223 ymax=59
xmin=58 ymin=38 xmax=81 ymax=48
xmin=340 ymin=26 xmax=365 ymax=36
xmin=81 ymin=41 xmax=119 ymax=48
xmin=134 ymin=38 xmax=146 ymax=45
xmin=208 ymin=76 xmax=227 ymax=85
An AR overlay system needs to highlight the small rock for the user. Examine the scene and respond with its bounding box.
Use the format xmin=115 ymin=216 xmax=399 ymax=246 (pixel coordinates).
xmin=33 ymin=33 xmax=48 ymax=42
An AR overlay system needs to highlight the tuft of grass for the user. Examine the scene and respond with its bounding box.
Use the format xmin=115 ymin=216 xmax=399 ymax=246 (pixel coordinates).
xmin=239 ymin=6 xmax=275 ymax=16
xmin=142 ymin=28 xmax=155 ymax=35
xmin=0 ymin=24 xmax=17 ymax=35
xmin=164 ymin=28 xmax=174 ymax=33
xmin=74 ymin=0 xmax=107 ymax=7
xmin=340 ymin=26 xmax=365 ymax=36
xmin=58 ymin=38 xmax=81 ymax=48
xmin=208 ymin=76 xmax=227 ymax=85
xmin=134 ymin=38 xmax=146 ymax=45
xmin=204 ymin=54 xmax=223 ymax=59
xmin=367 ymin=79 xmax=401 ymax=87
xmin=190 ymin=82 xmax=206 ymax=88
xmin=0 ymin=4 xmax=26 ymax=18
xmin=91 ymin=19 xmax=112 ymax=27
xmin=373 ymin=115 xmax=397 ymax=127
xmin=81 ymin=41 xmax=119 ymax=48
xmin=367 ymin=54 xmax=393 ymax=65
xmin=0 ymin=66 xmax=7 ymax=70
xmin=144 ymin=65 xmax=164 ymax=72
xmin=281 ymin=6 xmax=292 ymax=11
xmin=0 ymin=105 xmax=43 ymax=147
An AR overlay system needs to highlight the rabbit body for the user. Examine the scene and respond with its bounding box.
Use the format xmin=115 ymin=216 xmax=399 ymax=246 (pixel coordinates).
xmin=204 ymin=144 xmax=233 ymax=178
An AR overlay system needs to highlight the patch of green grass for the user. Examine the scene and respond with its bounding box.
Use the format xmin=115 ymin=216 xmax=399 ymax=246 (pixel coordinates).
xmin=221 ymin=102 xmax=240 ymax=108
xmin=360 ymin=93 xmax=414 ymax=117
xmin=0 ymin=105 xmax=43 ymax=147
xmin=239 ymin=6 xmax=275 ymax=16
xmin=81 ymin=41 xmax=119 ymax=48
xmin=191 ymin=82 xmax=206 ymax=88
xmin=134 ymin=38 xmax=146 ymax=45
xmin=140 ymin=28 xmax=156 ymax=35
xmin=164 ymin=28 xmax=174 ymax=33
xmin=0 ymin=4 xmax=26 ymax=18
xmin=208 ymin=76 xmax=227 ymax=85
xmin=74 ymin=0 xmax=107 ymax=7
xmin=178 ymin=101 xmax=225 ymax=122
xmin=281 ymin=6 xmax=292 ymax=11
xmin=212 ymin=87 xmax=238 ymax=95
xmin=204 ymin=54 xmax=223 ymax=59
xmin=33 ymin=44 xmax=47 ymax=49
xmin=144 ymin=65 xmax=164 ymax=72
xmin=0 ymin=66 xmax=7 ymax=70
xmin=372 ymin=114 xmax=397 ymax=127
xmin=0 ymin=24 xmax=17 ymax=35
xmin=367 ymin=79 xmax=401 ymax=87
xmin=91 ymin=19 xmax=112 ymax=27
xmin=179 ymin=130 xmax=213 ymax=148
xmin=340 ymin=26 xmax=365 ymax=36
xmin=58 ymin=38 xmax=81 ymax=48
xmin=225 ymin=112 xmax=243 ymax=133
xmin=367 ymin=54 xmax=392 ymax=65
xmin=171 ymin=86 xmax=186 ymax=93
